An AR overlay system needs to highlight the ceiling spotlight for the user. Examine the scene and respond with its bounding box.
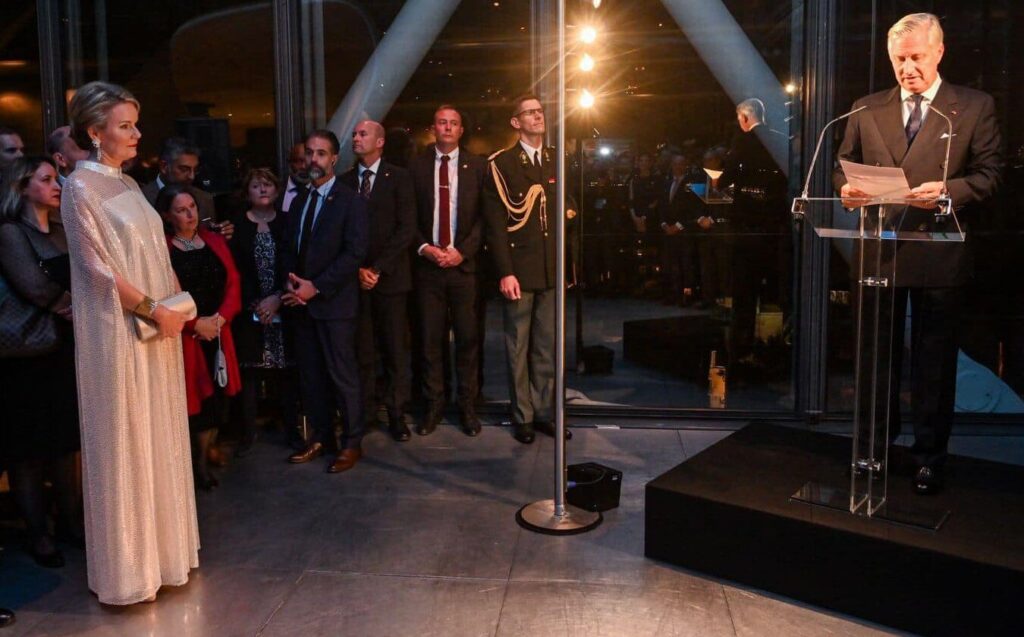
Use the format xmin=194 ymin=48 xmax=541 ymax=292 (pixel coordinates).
xmin=599 ymin=146 xmax=612 ymax=157
xmin=579 ymin=89 xmax=595 ymax=109
xmin=579 ymin=53 xmax=595 ymax=72
xmin=579 ymin=26 xmax=598 ymax=44
xmin=592 ymin=0 xmax=602 ymax=8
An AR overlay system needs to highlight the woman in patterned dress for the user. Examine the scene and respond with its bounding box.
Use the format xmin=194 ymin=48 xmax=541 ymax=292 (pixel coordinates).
xmin=229 ymin=168 xmax=299 ymax=454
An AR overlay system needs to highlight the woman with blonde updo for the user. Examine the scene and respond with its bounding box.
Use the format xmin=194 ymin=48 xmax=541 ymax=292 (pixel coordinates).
xmin=61 ymin=81 xmax=199 ymax=605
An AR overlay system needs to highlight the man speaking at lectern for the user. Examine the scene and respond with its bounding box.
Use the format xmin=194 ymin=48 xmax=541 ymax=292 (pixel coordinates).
xmin=834 ymin=12 xmax=1001 ymax=495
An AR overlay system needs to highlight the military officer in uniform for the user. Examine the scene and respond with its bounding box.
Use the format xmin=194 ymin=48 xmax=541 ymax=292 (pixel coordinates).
xmin=484 ymin=93 xmax=575 ymax=444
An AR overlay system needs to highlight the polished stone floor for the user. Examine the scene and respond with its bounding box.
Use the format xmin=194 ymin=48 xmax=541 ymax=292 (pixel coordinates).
xmin=3 ymin=422 xmax=1020 ymax=636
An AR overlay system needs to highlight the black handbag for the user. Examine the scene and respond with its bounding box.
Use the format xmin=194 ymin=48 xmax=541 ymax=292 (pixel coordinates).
xmin=0 ymin=223 xmax=61 ymax=358
xmin=0 ymin=272 xmax=59 ymax=358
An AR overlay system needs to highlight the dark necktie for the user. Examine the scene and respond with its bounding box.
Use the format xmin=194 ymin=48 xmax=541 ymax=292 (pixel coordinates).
xmin=905 ymin=94 xmax=924 ymax=144
xmin=298 ymin=188 xmax=319 ymax=274
xmin=438 ymin=155 xmax=451 ymax=248
xmin=360 ymin=169 xmax=374 ymax=199
xmin=533 ymin=150 xmax=543 ymax=182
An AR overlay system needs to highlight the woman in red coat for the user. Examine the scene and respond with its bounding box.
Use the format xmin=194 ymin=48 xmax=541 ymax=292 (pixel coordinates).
xmin=156 ymin=184 xmax=241 ymax=490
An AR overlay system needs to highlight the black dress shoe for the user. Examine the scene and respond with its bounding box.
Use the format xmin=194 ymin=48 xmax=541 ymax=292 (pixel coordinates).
xmin=417 ymin=403 xmax=443 ymax=436
xmin=513 ymin=422 xmax=535 ymax=444
xmin=459 ymin=409 xmax=482 ymax=437
xmin=535 ymin=421 xmax=572 ymax=440
xmin=388 ymin=417 xmax=411 ymax=442
xmin=912 ymin=465 xmax=943 ymax=495
xmin=0 ymin=608 xmax=14 ymax=628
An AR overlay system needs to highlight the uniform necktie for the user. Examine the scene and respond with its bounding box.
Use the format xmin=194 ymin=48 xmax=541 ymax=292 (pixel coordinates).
xmin=905 ymin=94 xmax=924 ymax=144
xmin=438 ymin=155 xmax=451 ymax=248
xmin=360 ymin=169 xmax=374 ymax=198
xmin=298 ymin=188 xmax=319 ymax=274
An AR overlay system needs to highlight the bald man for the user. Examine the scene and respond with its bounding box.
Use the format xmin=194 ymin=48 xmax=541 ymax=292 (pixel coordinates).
xmin=341 ymin=120 xmax=417 ymax=441
xmin=46 ymin=126 xmax=89 ymax=185
xmin=278 ymin=141 xmax=309 ymax=216
xmin=0 ymin=127 xmax=25 ymax=168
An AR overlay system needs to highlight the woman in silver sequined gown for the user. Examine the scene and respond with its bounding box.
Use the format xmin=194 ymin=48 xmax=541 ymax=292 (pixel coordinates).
xmin=60 ymin=82 xmax=199 ymax=605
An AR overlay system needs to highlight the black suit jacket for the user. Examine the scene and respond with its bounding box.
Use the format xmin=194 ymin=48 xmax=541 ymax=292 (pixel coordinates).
xmin=340 ymin=161 xmax=416 ymax=295
xmin=484 ymin=144 xmax=576 ymax=291
xmin=408 ymin=146 xmax=487 ymax=274
xmin=720 ymin=126 xmax=787 ymax=229
xmin=834 ymin=82 xmax=1002 ymax=287
xmin=655 ymin=176 xmax=701 ymax=228
xmin=280 ymin=179 xmax=369 ymax=321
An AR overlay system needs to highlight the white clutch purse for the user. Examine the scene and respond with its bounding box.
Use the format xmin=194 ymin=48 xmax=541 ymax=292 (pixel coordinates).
xmin=133 ymin=292 xmax=198 ymax=341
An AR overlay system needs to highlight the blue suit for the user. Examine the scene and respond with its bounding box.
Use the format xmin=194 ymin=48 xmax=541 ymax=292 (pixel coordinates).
xmin=281 ymin=179 xmax=369 ymax=449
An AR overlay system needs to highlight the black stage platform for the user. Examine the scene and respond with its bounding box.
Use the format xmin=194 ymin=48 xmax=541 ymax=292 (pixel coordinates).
xmin=645 ymin=423 xmax=1024 ymax=636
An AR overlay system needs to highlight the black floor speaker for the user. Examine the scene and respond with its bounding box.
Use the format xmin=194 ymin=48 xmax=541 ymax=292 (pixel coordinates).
xmin=567 ymin=462 xmax=622 ymax=512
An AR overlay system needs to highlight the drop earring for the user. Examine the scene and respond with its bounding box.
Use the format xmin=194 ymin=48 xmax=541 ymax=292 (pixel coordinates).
xmin=92 ymin=138 xmax=103 ymax=163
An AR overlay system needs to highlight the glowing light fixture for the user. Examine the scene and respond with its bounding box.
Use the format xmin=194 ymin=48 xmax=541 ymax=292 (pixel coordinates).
xmin=579 ymin=26 xmax=597 ymax=44
xmin=579 ymin=89 xmax=595 ymax=109
xmin=598 ymin=146 xmax=612 ymax=157
xmin=785 ymin=82 xmax=798 ymax=94
xmin=579 ymin=53 xmax=595 ymax=72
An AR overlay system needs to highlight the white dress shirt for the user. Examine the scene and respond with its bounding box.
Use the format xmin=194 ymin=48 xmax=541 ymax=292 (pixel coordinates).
xmin=519 ymin=139 xmax=543 ymax=166
xmin=357 ymin=157 xmax=382 ymax=194
xmin=418 ymin=147 xmax=460 ymax=253
xmin=296 ymin=176 xmax=336 ymax=249
xmin=282 ymin=176 xmax=301 ymax=213
xmin=901 ymin=76 xmax=942 ymax=127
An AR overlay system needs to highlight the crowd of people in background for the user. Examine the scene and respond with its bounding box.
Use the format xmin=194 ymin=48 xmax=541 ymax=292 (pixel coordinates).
xmin=0 ymin=79 xmax=785 ymax=607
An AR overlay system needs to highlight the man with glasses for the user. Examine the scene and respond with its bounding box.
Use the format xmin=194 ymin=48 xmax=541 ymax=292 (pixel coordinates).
xmin=484 ymin=94 xmax=574 ymax=444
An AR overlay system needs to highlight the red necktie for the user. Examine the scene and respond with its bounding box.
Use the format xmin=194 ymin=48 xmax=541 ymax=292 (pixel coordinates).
xmin=438 ymin=155 xmax=451 ymax=247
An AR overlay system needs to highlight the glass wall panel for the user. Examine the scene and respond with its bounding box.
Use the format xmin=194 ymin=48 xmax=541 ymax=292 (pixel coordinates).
xmin=54 ymin=0 xmax=277 ymax=214
xmin=826 ymin=1 xmax=1024 ymax=418
xmin=297 ymin=0 xmax=801 ymax=415
xmin=563 ymin=0 xmax=799 ymax=411
xmin=1 ymin=5 xmax=44 ymax=154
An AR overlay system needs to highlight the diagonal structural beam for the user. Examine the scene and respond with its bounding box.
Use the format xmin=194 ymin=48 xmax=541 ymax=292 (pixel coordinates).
xmin=660 ymin=0 xmax=789 ymax=174
xmin=326 ymin=0 xmax=461 ymax=167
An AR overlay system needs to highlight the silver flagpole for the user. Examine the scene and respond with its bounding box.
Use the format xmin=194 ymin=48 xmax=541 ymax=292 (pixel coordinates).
xmin=516 ymin=0 xmax=602 ymax=535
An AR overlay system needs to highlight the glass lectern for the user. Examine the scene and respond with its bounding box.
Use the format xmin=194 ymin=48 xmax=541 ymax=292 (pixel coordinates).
xmin=791 ymin=196 xmax=962 ymax=530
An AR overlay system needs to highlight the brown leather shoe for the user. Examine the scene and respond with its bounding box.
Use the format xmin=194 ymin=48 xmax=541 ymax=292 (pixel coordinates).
xmin=327 ymin=448 xmax=362 ymax=473
xmin=288 ymin=442 xmax=323 ymax=464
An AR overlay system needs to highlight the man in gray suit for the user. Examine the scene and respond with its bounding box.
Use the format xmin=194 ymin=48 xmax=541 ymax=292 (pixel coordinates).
xmin=834 ymin=12 xmax=1002 ymax=494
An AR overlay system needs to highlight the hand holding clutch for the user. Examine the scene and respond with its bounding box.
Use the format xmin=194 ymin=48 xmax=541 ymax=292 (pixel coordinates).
xmin=134 ymin=292 xmax=197 ymax=341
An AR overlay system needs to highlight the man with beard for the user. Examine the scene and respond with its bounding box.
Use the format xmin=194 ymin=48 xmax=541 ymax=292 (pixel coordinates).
xmin=278 ymin=141 xmax=308 ymax=216
xmin=280 ymin=129 xmax=369 ymax=474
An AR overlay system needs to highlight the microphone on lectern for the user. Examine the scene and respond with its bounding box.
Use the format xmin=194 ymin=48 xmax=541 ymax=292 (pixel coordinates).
xmin=791 ymin=105 xmax=868 ymax=216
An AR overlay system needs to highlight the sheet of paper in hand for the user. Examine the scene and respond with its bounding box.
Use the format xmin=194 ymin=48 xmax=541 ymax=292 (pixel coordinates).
xmin=839 ymin=160 xmax=912 ymax=204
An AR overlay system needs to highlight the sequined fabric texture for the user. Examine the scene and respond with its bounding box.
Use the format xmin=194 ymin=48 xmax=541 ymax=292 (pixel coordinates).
xmin=61 ymin=160 xmax=200 ymax=605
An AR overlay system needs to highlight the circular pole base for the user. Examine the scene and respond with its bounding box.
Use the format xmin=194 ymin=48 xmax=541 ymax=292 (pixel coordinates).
xmin=516 ymin=499 xmax=602 ymax=535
